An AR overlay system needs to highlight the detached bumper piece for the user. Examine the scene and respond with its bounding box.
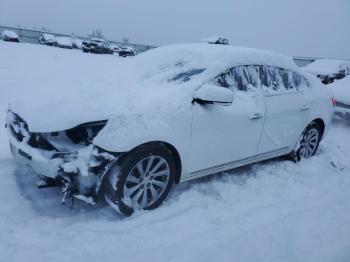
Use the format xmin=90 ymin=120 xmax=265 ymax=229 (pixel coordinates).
xmin=6 ymin=110 xmax=117 ymax=207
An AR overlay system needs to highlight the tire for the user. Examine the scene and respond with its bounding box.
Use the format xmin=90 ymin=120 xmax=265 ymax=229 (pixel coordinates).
xmin=104 ymin=143 xmax=176 ymax=216
xmin=294 ymin=122 xmax=322 ymax=161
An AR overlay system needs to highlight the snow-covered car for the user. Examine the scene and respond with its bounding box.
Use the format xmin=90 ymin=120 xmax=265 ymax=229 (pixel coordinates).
xmin=82 ymin=38 xmax=113 ymax=54
xmin=56 ymin=36 xmax=73 ymax=49
xmin=39 ymin=33 xmax=57 ymax=46
xmin=110 ymin=44 xmax=120 ymax=53
xmin=201 ymin=36 xmax=229 ymax=45
xmin=303 ymin=59 xmax=350 ymax=84
xmin=6 ymin=43 xmax=334 ymax=216
xmin=71 ymin=38 xmax=83 ymax=49
xmin=116 ymin=46 xmax=136 ymax=57
xmin=329 ymin=75 xmax=350 ymax=116
xmin=1 ymin=30 xmax=20 ymax=42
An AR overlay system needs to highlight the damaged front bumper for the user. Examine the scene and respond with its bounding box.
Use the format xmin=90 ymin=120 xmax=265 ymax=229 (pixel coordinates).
xmin=6 ymin=110 xmax=117 ymax=205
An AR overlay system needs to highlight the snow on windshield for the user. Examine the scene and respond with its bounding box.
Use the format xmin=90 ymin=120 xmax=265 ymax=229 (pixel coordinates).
xmin=170 ymin=68 xmax=206 ymax=82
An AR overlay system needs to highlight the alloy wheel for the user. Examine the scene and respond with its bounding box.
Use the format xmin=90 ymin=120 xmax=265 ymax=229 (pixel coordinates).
xmin=299 ymin=127 xmax=320 ymax=159
xmin=124 ymin=156 xmax=171 ymax=209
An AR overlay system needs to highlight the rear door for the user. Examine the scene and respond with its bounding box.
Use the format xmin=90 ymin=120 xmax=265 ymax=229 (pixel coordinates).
xmin=258 ymin=67 xmax=311 ymax=154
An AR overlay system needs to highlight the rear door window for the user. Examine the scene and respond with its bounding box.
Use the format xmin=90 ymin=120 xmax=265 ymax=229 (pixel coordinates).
xmin=212 ymin=65 xmax=309 ymax=93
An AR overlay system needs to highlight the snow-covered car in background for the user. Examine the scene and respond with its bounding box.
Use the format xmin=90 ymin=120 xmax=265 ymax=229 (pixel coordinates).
xmin=1 ymin=30 xmax=20 ymax=42
xmin=6 ymin=43 xmax=334 ymax=216
xmin=329 ymin=75 xmax=350 ymax=116
xmin=303 ymin=59 xmax=350 ymax=84
xmin=71 ymin=37 xmax=83 ymax=49
xmin=39 ymin=33 xmax=57 ymax=46
xmin=56 ymin=36 xmax=73 ymax=49
xmin=82 ymin=38 xmax=113 ymax=54
xmin=202 ymin=36 xmax=229 ymax=45
xmin=115 ymin=46 xmax=136 ymax=57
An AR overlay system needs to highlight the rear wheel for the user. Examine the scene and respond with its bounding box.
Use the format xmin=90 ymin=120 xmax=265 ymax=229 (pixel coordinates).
xmin=294 ymin=122 xmax=322 ymax=161
xmin=104 ymin=144 xmax=176 ymax=216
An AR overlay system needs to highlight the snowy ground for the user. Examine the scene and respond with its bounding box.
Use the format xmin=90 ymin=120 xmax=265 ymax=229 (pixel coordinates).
xmin=0 ymin=42 xmax=350 ymax=262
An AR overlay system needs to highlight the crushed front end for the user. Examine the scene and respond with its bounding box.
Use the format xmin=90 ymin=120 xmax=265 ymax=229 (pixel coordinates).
xmin=6 ymin=110 xmax=117 ymax=206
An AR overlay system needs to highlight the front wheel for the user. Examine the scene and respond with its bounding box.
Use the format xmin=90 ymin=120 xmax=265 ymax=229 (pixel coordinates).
xmin=104 ymin=144 xmax=176 ymax=216
xmin=294 ymin=122 xmax=322 ymax=161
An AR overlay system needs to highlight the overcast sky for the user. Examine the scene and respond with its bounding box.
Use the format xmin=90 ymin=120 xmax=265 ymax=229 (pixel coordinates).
xmin=1 ymin=0 xmax=349 ymax=59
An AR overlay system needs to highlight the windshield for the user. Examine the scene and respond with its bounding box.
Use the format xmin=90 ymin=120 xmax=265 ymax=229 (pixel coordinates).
xmin=170 ymin=68 xmax=206 ymax=82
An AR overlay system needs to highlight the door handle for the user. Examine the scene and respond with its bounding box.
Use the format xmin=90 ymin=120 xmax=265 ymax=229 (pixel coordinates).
xmin=300 ymin=104 xmax=310 ymax=111
xmin=250 ymin=113 xmax=263 ymax=120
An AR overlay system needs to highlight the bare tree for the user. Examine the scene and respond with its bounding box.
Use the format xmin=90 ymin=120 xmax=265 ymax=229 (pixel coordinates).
xmin=41 ymin=26 xmax=52 ymax=32
xmin=89 ymin=29 xmax=104 ymax=39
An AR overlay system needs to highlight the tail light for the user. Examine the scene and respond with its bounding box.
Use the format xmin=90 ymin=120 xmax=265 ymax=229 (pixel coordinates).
xmin=332 ymin=97 xmax=337 ymax=107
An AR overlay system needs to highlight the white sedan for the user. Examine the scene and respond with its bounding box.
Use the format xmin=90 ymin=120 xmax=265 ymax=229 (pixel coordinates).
xmin=6 ymin=43 xmax=334 ymax=216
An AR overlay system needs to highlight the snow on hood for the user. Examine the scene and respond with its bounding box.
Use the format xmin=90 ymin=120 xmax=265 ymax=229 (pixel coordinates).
xmin=303 ymin=59 xmax=350 ymax=76
xmin=2 ymin=42 xmax=298 ymax=133
xmin=329 ymin=75 xmax=350 ymax=104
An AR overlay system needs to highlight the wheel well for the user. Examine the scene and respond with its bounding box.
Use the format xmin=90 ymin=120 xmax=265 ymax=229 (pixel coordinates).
xmin=131 ymin=141 xmax=182 ymax=184
xmin=162 ymin=142 xmax=182 ymax=184
xmin=312 ymin=118 xmax=325 ymax=137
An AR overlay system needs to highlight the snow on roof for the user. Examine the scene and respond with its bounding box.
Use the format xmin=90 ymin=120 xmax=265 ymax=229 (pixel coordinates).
xmin=303 ymin=59 xmax=350 ymax=75
xmin=130 ymin=43 xmax=298 ymax=85
xmin=2 ymin=30 xmax=19 ymax=38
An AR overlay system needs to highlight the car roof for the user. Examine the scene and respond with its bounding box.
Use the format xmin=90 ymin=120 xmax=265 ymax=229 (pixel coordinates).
xmin=136 ymin=43 xmax=296 ymax=69
xmin=130 ymin=43 xmax=298 ymax=85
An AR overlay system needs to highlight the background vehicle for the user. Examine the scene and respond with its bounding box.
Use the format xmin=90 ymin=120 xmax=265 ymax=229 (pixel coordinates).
xmin=71 ymin=37 xmax=83 ymax=49
xmin=56 ymin=36 xmax=73 ymax=49
xmin=329 ymin=75 xmax=350 ymax=117
xmin=6 ymin=44 xmax=333 ymax=216
xmin=303 ymin=59 xmax=350 ymax=84
xmin=82 ymin=38 xmax=113 ymax=54
xmin=39 ymin=33 xmax=57 ymax=46
xmin=115 ymin=46 xmax=136 ymax=57
xmin=201 ymin=36 xmax=230 ymax=45
xmin=1 ymin=30 xmax=20 ymax=42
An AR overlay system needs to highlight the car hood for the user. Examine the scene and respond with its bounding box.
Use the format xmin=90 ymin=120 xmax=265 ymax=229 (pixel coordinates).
xmin=9 ymin=72 xmax=192 ymax=133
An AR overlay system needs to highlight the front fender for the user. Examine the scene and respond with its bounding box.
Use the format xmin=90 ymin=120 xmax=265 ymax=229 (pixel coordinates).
xmin=92 ymin=113 xmax=192 ymax=173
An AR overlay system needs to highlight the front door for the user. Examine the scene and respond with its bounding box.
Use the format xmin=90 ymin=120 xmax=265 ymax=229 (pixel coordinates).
xmin=189 ymin=66 xmax=267 ymax=174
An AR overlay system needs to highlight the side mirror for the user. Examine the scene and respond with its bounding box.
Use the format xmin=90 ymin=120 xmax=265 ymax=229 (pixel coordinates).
xmin=193 ymin=84 xmax=233 ymax=104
